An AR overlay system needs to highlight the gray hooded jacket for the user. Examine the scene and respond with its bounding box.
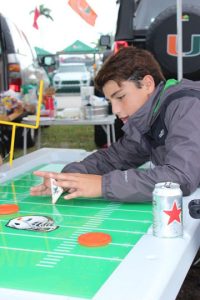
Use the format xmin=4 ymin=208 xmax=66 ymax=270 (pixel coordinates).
xmin=62 ymin=79 xmax=200 ymax=202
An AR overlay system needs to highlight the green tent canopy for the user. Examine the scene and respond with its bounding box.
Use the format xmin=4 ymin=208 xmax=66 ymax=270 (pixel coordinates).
xmin=59 ymin=40 xmax=98 ymax=54
xmin=34 ymin=47 xmax=53 ymax=56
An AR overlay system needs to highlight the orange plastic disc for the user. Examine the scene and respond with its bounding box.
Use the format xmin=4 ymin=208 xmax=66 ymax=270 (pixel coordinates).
xmin=0 ymin=204 xmax=19 ymax=215
xmin=78 ymin=232 xmax=112 ymax=247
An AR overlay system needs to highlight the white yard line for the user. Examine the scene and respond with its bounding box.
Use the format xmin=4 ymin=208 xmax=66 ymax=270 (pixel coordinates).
xmin=0 ymin=222 xmax=150 ymax=235
xmin=0 ymin=198 xmax=152 ymax=214
xmin=43 ymin=257 xmax=61 ymax=261
xmin=0 ymin=246 xmax=122 ymax=262
xmin=14 ymin=210 xmax=152 ymax=223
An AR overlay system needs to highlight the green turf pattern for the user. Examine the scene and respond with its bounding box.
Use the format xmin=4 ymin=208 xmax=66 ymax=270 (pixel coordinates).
xmin=0 ymin=163 xmax=152 ymax=299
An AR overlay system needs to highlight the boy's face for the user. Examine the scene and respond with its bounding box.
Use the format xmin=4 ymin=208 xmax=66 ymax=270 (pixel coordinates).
xmin=103 ymin=76 xmax=155 ymax=124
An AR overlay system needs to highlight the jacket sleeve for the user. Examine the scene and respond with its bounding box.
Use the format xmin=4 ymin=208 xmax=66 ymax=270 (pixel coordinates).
xmin=62 ymin=97 xmax=200 ymax=203
xmin=62 ymin=134 xmax=149 ymax=174
xmin=102 ymin=97 xmax=200 ymax=202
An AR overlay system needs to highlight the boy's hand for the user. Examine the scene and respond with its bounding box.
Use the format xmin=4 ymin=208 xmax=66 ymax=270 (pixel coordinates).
xmin=30 ymin=171 xmax=102 ymax=199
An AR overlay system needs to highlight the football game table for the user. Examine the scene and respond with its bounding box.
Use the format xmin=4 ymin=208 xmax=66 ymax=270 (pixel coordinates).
xmin=0 ymin=148 xmax=200 ymax=300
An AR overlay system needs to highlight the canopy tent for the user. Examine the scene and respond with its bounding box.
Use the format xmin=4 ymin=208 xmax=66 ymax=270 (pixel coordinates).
xmin=59 ymin=40 xmax=98 ymax=54
xmin=34 ymin=47 xmax=53 ymax=56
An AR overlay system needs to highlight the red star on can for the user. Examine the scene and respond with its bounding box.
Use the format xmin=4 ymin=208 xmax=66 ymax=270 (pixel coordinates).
xmin=163 ymin=201 xmax=182 ymax=225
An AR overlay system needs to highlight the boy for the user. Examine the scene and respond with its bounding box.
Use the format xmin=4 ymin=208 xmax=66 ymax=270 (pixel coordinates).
xmin=31 ymin=46 xmax=200 ymax=202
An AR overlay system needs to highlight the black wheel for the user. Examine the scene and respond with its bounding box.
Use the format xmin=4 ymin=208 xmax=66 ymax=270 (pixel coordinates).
xmin=15 ymin=127 xmax=38 ymax=148
xmin=95 ymin=116 xmax=124 ymax=148
xmin=146 ymin=4 xmax=200 ymax=79
xmin=0 ymin=125 xmax=11 ymax=158
xmin=188 ymin=199 xmax=200 ymax=219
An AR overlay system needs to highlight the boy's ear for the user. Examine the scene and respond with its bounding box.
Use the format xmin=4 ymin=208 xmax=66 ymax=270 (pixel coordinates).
xmin=142 ymin=75 xmax=155 ymax=93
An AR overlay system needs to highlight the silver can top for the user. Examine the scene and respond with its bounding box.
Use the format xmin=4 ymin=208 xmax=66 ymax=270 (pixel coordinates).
xmin=154 ymin=182 xmax=182 ymax=196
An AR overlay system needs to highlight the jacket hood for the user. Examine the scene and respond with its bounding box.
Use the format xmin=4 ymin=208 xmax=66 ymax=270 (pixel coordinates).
xmin=122 ymin=78 xmax=200 ymax=143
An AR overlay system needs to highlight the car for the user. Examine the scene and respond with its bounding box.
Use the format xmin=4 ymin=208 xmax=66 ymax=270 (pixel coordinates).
xmin=115 ymin=0 xmax=200 ymax=79
xmin=0 ymin=13 xmax=50 ymax=155
xmin=0 ymin=13 xmax=50 ymax=93
xmin=95 ymin=0 xmax=200 ymax=148
xmin=52 ymin=63 xmax=91 ymax=92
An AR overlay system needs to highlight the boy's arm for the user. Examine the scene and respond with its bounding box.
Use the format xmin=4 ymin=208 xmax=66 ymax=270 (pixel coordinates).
xmin=102 ymin=97 xmax=200 ymax=202
xmin=62 ymin=135 xmax=149 ymax=175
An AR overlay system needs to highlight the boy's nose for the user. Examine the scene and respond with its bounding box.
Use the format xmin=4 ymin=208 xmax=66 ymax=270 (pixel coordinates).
xmin=111 ymin=102 xmax=121 ymax=116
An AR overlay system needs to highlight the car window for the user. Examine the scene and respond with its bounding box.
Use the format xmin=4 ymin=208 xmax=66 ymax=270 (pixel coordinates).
xmin=134 ymin=0 xmax=175 ymax=29
xmin=134 ymin=0 xmax=200 ymax=30
xmin=6 ymin=18 xmax=34 ymax=61
xmin=21 ymin=31 xmax=37 ymax=61
xmin=58 ymin=65 xmax=87 ymax=73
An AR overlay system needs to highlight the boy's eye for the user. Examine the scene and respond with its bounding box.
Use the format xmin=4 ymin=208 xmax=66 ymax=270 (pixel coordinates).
xmin=117 ymin=95 xmax=125 ymax=100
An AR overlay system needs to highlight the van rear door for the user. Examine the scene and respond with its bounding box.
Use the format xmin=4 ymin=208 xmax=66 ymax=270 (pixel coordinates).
xmin=0 ymin=14 xmax=9 ymax=91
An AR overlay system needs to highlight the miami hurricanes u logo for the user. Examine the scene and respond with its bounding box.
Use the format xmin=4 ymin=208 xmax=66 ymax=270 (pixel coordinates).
xmin=167 ymin=34 xmax=200 ymax=57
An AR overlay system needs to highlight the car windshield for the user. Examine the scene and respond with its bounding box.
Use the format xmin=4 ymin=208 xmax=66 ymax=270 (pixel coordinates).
xmin=58 ymin=65 xmax=86 ymax=73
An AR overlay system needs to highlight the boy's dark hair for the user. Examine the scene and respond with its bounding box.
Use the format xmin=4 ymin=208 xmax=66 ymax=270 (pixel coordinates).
xmin=94 ymin=46 xmax=165 ymax=92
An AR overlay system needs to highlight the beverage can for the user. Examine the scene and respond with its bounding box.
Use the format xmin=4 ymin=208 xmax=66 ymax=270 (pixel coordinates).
xmin=44 ymin=96 xmax=55 ymax=117
xmin=153 ymin=182 xmax=183 ymax=238
xmin=45 ymin=96 xmax=54 ymax=110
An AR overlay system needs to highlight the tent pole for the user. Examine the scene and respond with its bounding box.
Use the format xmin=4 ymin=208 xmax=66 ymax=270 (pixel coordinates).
xmin=93 ymin=53 xmax=96 ymax=77
xmin=177 ymin=0 xmax=183 ymax=81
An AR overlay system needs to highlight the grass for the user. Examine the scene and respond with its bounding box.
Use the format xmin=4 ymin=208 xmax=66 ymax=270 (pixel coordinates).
xmin=13 ymin=125 xmax=96 ymax=160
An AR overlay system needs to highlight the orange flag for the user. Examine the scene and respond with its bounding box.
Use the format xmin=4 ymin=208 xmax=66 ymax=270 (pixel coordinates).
xmin=68 ymin=0 xmax=97 ymax=26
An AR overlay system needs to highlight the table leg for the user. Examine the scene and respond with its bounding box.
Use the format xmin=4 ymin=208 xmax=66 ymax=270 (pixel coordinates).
xmin=101 ymin=124 xmax=113 ymax=146
xmin=37 ymin=127 xmax=41 ymax=149
xmin=23 ymin=128 xmax=27 ymax=155
xmin=106 ymin=125 xmax=111 ymax=146
xmin=111 ymin=124 xmax=116 ymax=143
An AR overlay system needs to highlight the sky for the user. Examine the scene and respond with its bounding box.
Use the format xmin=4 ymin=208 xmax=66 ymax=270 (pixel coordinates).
xmin=1 ymin=0 xmax=119 ymax=53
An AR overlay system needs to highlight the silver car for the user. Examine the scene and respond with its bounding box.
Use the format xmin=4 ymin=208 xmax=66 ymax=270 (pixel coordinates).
xmin=53 ymin=63 xmax=91 ymax=92
xmin=0 ymin=13 xmax=50 ymax=93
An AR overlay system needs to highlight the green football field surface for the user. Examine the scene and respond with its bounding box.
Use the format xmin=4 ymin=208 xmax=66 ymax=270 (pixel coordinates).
xmin=0 ymin=164 xmax=152 ymax=299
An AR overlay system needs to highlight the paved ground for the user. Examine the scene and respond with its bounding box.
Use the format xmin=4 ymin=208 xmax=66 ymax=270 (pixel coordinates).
xmin=176 ymin=250 xmax=200 ymax=299
xmin=55 ymin=93 xmax=81 ymax=109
